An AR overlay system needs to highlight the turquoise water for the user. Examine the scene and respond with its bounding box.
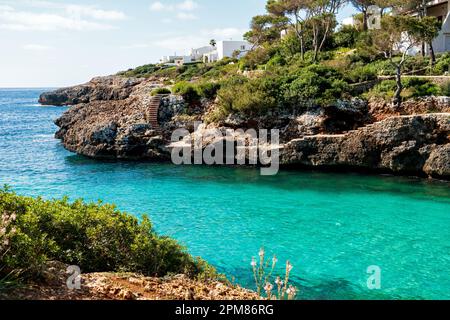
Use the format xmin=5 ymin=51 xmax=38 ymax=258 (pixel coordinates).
xmin=1 ymin=88 xmax=449 ymax=300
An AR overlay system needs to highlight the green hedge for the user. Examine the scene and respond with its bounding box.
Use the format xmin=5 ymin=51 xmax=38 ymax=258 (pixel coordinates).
xmin=0 ymin=187 xmax=216 ymax=281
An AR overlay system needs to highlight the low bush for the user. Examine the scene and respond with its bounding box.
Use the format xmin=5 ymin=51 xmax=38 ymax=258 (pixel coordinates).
xmin=367 ymin=80 xmax=396 ymax=100
xmin=196 ymin=82 xmax=221 ymax=99
xmin=283 ymin=65 xmax=350 ymax=107
xmin=402 ymin=78 xmax=440 ymax=98
xmin=239 ymin=47 xmax=272 ymax=71
xmin=433 ymin=53 xmax=450 ymax=75
xmin=118 ymin=64 xmax=161 ymax=78
xmin=0 ymin=187 xmax=217 ymax=282
xmin=172 ymin=81 xmax=200 ymax=103
xmin=151 ymin=88 xmax=172 ymax=96
xmin=440 ymin=81 xmax=450 ymax=96
xmin=213 ymin=65 xmax=349 ymax=119
xmin=178 ymin=64 xmax=212 ymax=81
xmin=344 ymin=64 xmax=378 ymax=83
xmin=217 ymin=75 xmax=279 ymax=117
xmin=367 ymin=78 xmax=440 ymax=100
xmin=333 ymin=25 xmax=360 ymax=49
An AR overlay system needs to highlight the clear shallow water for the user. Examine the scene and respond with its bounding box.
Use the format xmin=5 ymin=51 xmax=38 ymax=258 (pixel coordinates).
xmin=1 ymin=88 xmax=449 ymax=300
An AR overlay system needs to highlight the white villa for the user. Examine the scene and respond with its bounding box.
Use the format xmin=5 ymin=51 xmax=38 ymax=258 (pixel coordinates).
xmin=160 ymin=40 xmax=252 ymax=66
xmin=201 ymin=40 xmax=252 ymax=63
xmin=159 ymin=55 xmax=192 ymax=66
xmin=342 ymin=0 xmax=450 ymax=54
xmin=189 ymin=46 xmax=215 ymax=61
xmin=417 ymin=0 xmax=450 ymax=54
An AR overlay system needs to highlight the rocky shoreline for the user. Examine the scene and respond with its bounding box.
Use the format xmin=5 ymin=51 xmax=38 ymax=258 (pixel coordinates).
xmin=41 ymin=76 xmax=450 ymax=180
xmin=2 ymin=262 xmax=259 ymax=301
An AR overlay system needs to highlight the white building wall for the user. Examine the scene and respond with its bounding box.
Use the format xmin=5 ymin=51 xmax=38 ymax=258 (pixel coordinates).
xmin=189 ymin=46 xmax=215 ymax=60
xmin=217 ymin=41 xmax=252 ymax=60
xmin=160 ymin=55 xmax=192 ymax=65
xmin=431 ymin=11 xmax=450 ymax=53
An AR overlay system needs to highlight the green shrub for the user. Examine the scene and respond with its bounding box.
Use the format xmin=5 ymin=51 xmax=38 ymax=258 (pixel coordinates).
xmin=215 ymin=57 xmax=238 ymax=67
xmin=172 ymin=81 xmax=200 ymax=103
xmin=403 ymin=78 xmax=440 ymax=97
xmin=118 ymin=64 xmax=161 ymax=78
xmin=283 ymin=65 xmax=349 ymax=107
xmin=433 ymin=53 xmax=450 ymax=75
xmin=151 ymin=88 xmax=172 ymax=96
xmin=178 ymin=64 xmax=212 ymax=81
xmin=239 ymin=47 xmax=271 ymax=71
xmin=266 ymin=54 xmax=286 ymax=68
xmin=196 ymin=82 xmax=221 ymax=99
xmin=440 ymin=81 xmax=450 ymax=96
xmin=0 ymin=187 xmax=216 ymax=280
xmin=367 ymin=78 xmax=440 ymax=100
xmin=217 ymin=75 xmax=279 ymax=117
xmin=333 ymin=25 xmax=360 ymax=48
xmin=368 ymin=80 xmax=396 ymax=99
xmin=344 ymin=64 xmax=378 ymax=83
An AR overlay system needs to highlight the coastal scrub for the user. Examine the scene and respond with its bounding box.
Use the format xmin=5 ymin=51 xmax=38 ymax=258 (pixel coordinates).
xmin=0 ymin=186 xmax=217 ymax=287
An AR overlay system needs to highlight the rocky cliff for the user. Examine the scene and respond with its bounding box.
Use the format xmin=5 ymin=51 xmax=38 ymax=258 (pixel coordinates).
xmin=44 ymin=76 xmax=450 ymax=180
xmin=282 ymin=114 xmax=450 ymax=179
xmin=39 ymin=76 xmax=145 ymax=106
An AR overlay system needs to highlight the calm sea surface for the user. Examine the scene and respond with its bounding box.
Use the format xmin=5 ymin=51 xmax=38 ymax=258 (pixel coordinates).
xmin=1 ymin=88 xmax=449 ymax=300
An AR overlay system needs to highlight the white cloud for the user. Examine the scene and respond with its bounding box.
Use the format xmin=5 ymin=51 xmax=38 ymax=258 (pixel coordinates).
xmin=0 ymin=4 xmax=14 ymax=11
xmin=176 ymin=12 xmax=197 ymax=20
xmin=152 ymin=26 xmax=246 ymax=54
xmin=65 ymin=5 xmax=126 ymax=21
xmin=23 ymin=44 xmax=52 ymax=51
xmin=153 ymin=35 xmax=206 ymax=51
xmin=121 ymin=43 xmax=152 ymax=49
xmin=149 ymin=2 xmax=165 ymax=12
xmin=149 ymin=0 xmax=199 ymax=20
xmin=0 ymin=1 xmax=126 ymax=31
xmin=177 ymin=0 xmax=198 ymax=11
xmin=203 ymin=28 xmax=247 ymax=39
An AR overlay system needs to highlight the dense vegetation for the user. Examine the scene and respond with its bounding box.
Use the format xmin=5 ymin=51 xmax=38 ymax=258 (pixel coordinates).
xmin=118 ymin=0 xmax=450 ymax=121
xmin=0 ymin=187 xmax=216 ymax=291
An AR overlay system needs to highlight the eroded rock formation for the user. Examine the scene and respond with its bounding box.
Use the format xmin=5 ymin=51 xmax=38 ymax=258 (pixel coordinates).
xmin=44 ymin=76 xmax=450 ymax=180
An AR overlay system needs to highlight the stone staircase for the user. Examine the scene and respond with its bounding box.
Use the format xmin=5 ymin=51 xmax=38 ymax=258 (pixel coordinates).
xmin=145 ymin=94 xmax=167 ymax=131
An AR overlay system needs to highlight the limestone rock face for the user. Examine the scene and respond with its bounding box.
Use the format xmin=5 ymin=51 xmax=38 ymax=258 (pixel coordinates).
xmin=282 ymin=114 xmax=450 ymax=179
xmin=43 ymin=75 xmax=450 ymax=180
xmin=51 ymin=77 xmax=184 ymax=160
xmin=423 ymin=144 xmax=450 ymax=179
xmin=39 ymin=76 xmax=145 ymax=106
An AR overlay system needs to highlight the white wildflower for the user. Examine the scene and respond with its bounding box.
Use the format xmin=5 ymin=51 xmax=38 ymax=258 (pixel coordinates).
xmin=272 ymin=256 xmax=278 ymax=266
xmin=286 ymin=285 xmax=297 ymax=299
xmin=275 ymin=276 xmax=283 ymax=287
xmin=286 ymin=261 xmax=293 ymax=273
xmin=264 ymin=282 xmax=273 ymax=292
xmin=258 ymin=248 xmax=265 ymax=258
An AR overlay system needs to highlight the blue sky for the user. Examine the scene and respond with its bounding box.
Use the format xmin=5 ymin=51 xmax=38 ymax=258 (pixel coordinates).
xmin=0 ymin=0 xmax=356 ymax=87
